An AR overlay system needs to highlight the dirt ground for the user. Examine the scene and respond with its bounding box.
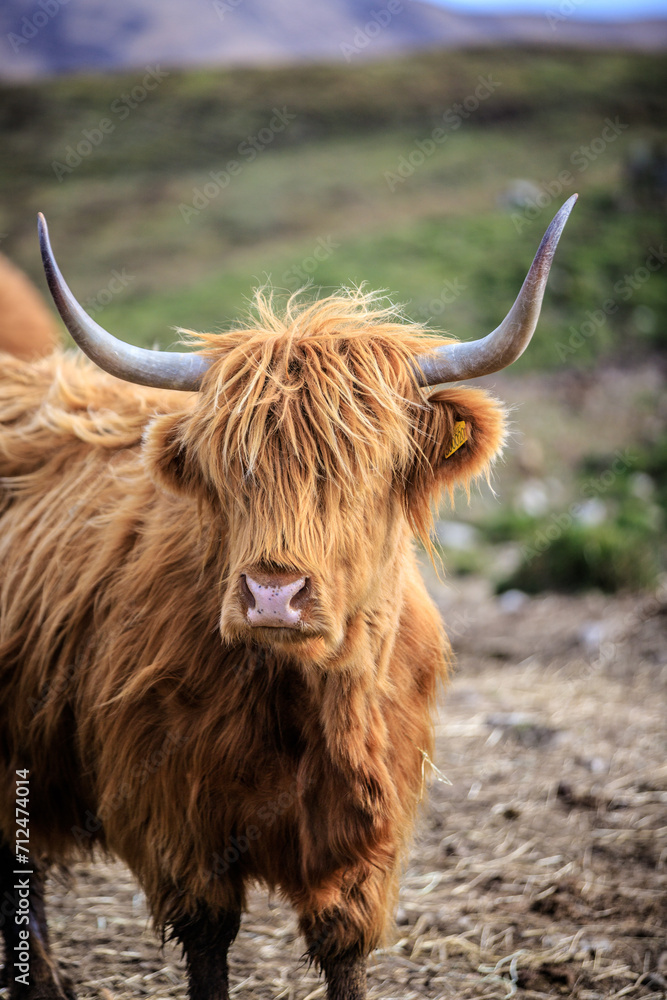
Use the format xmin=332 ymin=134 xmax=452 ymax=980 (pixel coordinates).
xmin=4 ymin=578 xmax=666 ymax=1000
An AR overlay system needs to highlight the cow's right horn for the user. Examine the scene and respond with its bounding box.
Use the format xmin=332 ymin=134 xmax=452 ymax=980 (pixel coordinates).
xmin=414 ymin=195 xmax=577 ymax=386
xmin=38 ymin=213 xmax=211 ymax=391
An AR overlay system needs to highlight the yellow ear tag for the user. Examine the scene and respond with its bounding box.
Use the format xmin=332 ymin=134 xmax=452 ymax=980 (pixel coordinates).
xmin=444 ymin=420 xmax=468 ymax=459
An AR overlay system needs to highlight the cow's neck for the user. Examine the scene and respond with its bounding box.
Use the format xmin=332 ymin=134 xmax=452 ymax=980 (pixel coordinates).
xmin=304 ymin=544 xmax=409 ymax=778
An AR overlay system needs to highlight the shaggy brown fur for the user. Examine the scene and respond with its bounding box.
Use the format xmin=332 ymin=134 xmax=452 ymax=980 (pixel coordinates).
xmin=0 ymin=289 xmax=506 ymax=998
xmin=0 ymin=253 xmax=59 ymax=360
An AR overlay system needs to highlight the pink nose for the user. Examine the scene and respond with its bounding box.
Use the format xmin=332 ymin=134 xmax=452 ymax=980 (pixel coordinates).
xmin=241 ymin=571 xmax=312 ymax=628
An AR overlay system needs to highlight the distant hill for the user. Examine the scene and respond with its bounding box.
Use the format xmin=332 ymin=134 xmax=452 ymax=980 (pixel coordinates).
xmin=1 ymin=0 xmax=666 ymax=81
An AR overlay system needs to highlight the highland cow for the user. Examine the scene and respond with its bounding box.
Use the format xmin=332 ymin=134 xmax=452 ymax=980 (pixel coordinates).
xmin=0 ymin=197 xmax=576 ymax=1000
xmin=0 ymin=253 xmax=59 ymax=361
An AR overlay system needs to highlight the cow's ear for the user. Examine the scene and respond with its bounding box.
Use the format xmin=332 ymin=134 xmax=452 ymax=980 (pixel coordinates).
xmin=405 ymin=387 xmax=507 ymax=526
xmin=142 ymin=411 xmax=204 ymax=497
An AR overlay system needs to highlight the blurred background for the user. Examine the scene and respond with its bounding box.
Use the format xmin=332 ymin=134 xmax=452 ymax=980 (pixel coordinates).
xmin=1 ymin=0 xmax=665 ymax=594
xmin=1 ymin=3 xmax=666 ymax=998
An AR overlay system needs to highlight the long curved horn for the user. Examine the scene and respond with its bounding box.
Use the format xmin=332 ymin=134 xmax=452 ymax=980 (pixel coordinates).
xmin=38 ymin=213 xmax=211 ymax=391
xmin=415 ymin=194 xmax=578 ymax=386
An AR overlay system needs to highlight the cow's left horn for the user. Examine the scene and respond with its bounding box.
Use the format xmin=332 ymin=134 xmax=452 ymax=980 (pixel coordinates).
xmin=38 ymin=213 xmax=211 ymax=391
xmin=415 ymin=194 xmax=577 ymax=386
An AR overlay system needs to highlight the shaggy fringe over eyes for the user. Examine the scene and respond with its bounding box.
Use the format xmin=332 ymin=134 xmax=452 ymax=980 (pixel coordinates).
xmin=162 ymin=287 xmax=505 ymax=561
xmin=180 ymin=287 xmax=435 ymax=487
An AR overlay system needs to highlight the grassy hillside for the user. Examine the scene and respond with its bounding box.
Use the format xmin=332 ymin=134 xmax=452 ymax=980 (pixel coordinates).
xmin=1 ymin=48 xmax=665 ymax=369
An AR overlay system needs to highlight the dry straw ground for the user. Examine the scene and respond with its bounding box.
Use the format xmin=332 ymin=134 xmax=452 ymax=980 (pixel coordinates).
xmin=16 ymin=579 xmax=665 ymax=1000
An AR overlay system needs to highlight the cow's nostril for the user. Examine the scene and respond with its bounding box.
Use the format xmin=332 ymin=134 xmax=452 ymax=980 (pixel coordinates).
xmin=289 ymin=577 xmax=312 ymax=612
xmin=239 ymin=574 xmax=256 ymax=610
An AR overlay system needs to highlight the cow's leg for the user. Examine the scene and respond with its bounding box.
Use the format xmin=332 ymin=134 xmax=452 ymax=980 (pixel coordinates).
xmin=302 ymin=917 xmax=367 ymax=1000
xmin=170 ymin=904 xmax=241 ymax=1000
xmin=319 ymin=948 xmax=367 ymax=1000
xmin=0 ymin=841 xmax=74 ymax=999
